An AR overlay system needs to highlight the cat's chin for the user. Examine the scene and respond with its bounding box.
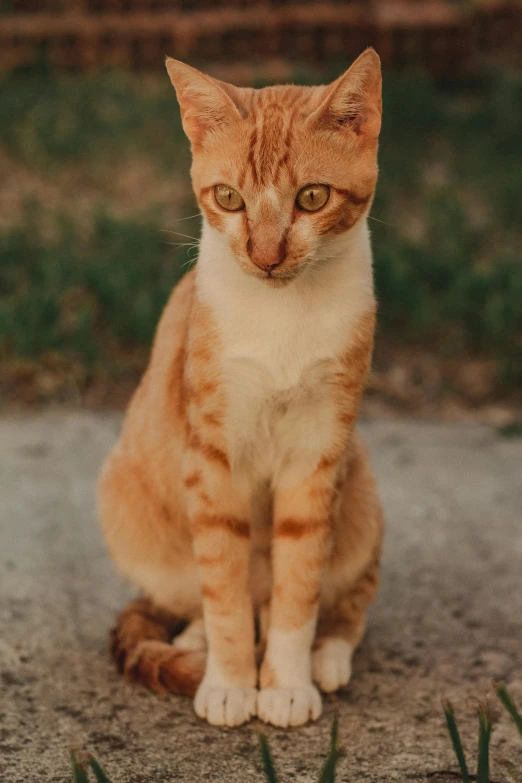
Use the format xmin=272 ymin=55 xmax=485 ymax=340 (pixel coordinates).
xmin=263 ymin=274 xmax=295 ymax=289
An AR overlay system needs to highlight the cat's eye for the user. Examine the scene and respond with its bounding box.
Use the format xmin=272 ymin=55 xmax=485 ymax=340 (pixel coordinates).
xmin=296 ymin=184 xmax=330 ymax=212
xmin=214 ymin=184 xmax=245 ymax=212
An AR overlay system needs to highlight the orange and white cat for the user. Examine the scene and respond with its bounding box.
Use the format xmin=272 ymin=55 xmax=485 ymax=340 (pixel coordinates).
xmin=98 ymin=48 xmax=384 ymax=728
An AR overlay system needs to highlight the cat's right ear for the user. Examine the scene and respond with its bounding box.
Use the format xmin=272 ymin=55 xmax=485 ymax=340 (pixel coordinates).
xmin=166 ymin=58 xmax=243 ymax=149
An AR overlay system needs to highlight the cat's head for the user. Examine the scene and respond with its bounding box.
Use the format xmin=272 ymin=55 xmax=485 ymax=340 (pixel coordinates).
xmin=166 ymin=50 xmax=381 ymax=286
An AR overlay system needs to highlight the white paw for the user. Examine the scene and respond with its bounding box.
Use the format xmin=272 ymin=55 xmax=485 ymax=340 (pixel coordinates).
xmin=312 ymin=638 xmax=353 ymax=693
xmin=173 ymin=619 xmax=207 ymax=653
xmin=194 ymin=682 xmax=257 ymax=727
xmin=257 ymin=686 xmax=322 ymax=727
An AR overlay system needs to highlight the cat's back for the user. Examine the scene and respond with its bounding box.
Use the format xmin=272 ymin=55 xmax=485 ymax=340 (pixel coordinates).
xmin=116 ymin=269 xmax=195 ymax=456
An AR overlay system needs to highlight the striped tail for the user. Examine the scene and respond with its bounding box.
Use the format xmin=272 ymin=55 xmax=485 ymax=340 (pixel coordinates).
xmin=110 ymin=597 xmax=206 ymax=697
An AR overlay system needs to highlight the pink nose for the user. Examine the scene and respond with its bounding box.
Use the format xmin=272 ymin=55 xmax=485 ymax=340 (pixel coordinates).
xmin=247 ymin=237 xmax=287 ymax=271
xmin=251 ymin=253 xmax=282 ymax=271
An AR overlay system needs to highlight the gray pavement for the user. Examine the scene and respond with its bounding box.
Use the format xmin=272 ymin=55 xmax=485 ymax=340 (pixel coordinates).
xmin=0 ymin=412 xmax=521 ymax=782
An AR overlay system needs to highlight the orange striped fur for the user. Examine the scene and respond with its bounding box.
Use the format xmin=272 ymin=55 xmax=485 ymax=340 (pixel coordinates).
xmin=98 ymin=48 xmax=384 ymax=728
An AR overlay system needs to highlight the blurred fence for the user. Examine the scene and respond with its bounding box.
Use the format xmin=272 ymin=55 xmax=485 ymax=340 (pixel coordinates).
xmin=1 ymin=0 xmax=522 ymax=75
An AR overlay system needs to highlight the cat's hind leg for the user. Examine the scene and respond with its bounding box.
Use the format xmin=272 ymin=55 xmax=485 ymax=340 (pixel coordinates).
xmin=313 ymin=436 xmax=383 ymax=693
xmin=172 ymin=617 xmax=207 ymax=652
xmin=312 ymin=561 xmax=378 ymax=693
xmin=98 ymin=446 xmax=206 ymax=695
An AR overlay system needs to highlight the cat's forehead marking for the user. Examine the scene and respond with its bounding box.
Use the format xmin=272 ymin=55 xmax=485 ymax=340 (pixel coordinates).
xmin=238 ymin=86 xmax=316 ymax=191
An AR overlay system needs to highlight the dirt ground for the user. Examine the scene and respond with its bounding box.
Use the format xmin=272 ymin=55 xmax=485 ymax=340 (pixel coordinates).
xmin=0 ymin=412 xmax=521 ymax=782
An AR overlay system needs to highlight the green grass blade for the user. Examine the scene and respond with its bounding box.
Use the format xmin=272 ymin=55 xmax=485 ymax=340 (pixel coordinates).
xmin=259 ymin=734 xmax=279 ymax=783
xmin=88 ymin=756 xmax=113 ymax=783
xmin=70 ymin=750 xmax=90 ymax=783
xmin=496 ymin=683 xmax=522 ymax=738
xmin=476 ymin=705 xmax=492 ymax=783
xmin=442 ymin=701 xmax=470 ymax=783
xmin=318 ymin=718 xmax=344 ymax=783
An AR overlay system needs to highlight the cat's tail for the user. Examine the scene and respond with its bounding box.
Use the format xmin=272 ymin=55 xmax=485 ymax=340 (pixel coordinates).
xmin=110 ymin=597 xmax=205 ymax=696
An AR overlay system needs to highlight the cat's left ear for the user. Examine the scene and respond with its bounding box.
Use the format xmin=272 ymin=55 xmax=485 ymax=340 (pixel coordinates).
xmin=310 ymin=48 xmax=382 ymax=138
xmin=166 ymin=58 xmax=244 ymax=148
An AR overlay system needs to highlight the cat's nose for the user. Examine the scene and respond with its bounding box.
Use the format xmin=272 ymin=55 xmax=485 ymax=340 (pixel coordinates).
xmin=247 ymin=242 xmax=286 ymax=272
xmin=254 ymin=254 xmax=283 ymax=271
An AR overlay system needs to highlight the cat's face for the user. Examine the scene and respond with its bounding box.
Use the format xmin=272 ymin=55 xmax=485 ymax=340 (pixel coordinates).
xmin=167 ymin=50 xmax=382 ymax=287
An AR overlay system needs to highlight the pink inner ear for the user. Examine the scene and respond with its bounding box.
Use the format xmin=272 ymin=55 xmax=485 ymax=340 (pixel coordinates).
xmin=315 ymin=49 xmax=382 ymax=138
xmin=181 ymin=112 xmax=206 ymax=149
xmin=354 ymin=105 xmax=382 ymax=138
xmin=311 ymin=78 xmax=381 ymax=139
xmin=166 ymin=59 xmax=243 ymax=148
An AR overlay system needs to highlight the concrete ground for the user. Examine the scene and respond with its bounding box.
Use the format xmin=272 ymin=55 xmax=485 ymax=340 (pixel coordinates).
xmin=0 ymin=412 xmax=521 ymax=783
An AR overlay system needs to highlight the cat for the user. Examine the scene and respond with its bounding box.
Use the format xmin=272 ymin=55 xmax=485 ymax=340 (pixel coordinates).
xmin=98 ymin=48 xmax=384 ymax=728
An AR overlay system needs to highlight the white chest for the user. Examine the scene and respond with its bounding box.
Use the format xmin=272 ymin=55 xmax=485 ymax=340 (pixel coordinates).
xmin=223 ymin=351 xmax=337 ymax=481
xmin=219 ymin=281 xmax=369 ymax=481
xmin=196 ymin=221 xmax=374 ymax=480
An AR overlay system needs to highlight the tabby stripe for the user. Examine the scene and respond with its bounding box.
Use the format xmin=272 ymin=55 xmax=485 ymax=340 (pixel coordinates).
xmin=275 ymin=517 xmax=328 ymax=538
xmin=189 ymin=434 xmax=230 ymax=470
xmin=193 ymin=514 xmax=250 ymax=538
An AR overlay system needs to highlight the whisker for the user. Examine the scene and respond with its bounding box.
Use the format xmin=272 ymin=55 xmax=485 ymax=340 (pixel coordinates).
xmin=170 ymin=212 xmax=202 ymax=222
xmin=181 ymin=254 xmax=199 ymax=269
xmin=161 ymin=240 xmax=200 ymax=249
xmin=159 ymin=230 xmax=200 ymax=241
xmin=368 ymin=216 xmax=395 ymax=227
xmin=162 ymin=242 xmax=199 ymax=253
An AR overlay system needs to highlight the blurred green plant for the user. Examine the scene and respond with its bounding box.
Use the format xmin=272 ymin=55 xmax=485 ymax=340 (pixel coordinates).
xmin=69 ymin=688 xmax=522 ymax=783
xmin=70 ymin=751 xmax=111 ymax=783
xmin=69 ymin=719 xmax=344 ymax=783
xmin=0 ymin=70 xmax=186 ymax=171
xmin=496 ymin=683 xmax=522 ymax=739
xmin=0 ymin=205 xmax=190 ymax=362
xmin=0 ymin=68 xmax=521 ymax=403
xmin=260 ymin=717 xmax=343 ymax=783
xmin=443 ymin=683 xmax=522 ymax=782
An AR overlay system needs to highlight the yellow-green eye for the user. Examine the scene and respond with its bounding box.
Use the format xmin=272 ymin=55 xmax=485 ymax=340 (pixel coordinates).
xmin=214 ymin=184 xmax=245 ymax=211
xmin=296 ymin=184 xmax=330 ymax=212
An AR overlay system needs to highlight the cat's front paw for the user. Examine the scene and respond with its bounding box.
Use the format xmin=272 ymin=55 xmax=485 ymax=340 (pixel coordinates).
xmin=257 ymin=685 xmax=322 ymax=727
xmin=194 ymin=682 xmax=257 ymax=727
